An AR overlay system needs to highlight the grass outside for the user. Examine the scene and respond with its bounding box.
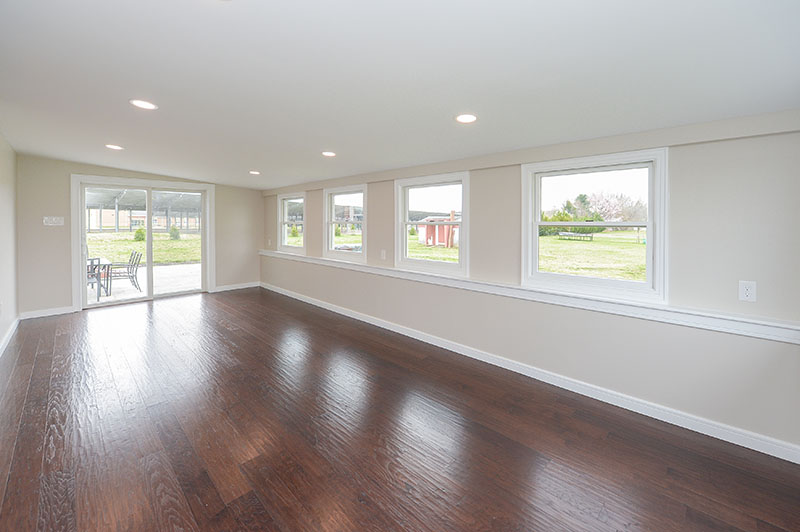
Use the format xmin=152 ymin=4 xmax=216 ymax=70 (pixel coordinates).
xmin=332 ymin=232 xmax=362 ymax=250
xmin=407 ymin=232 xmax=459 ymax=262
xmin=538 ymin=229 xmax=646 ymax=281
xmin=286 ymin=228 xmax=645 ymax=277
xmin=288 ymin=231 xmax=461 ymax=261
xmin=87 ymin=231 xmax=201 ymax=264
xmin=285 ymin=235 xmax=304 ymax=247
xmin=286 ymin=232 xmax=365 ymax=250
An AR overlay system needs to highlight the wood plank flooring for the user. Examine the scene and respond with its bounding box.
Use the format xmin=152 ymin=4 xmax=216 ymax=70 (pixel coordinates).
xmin=0 ymin=287 xmax=798 ymax=531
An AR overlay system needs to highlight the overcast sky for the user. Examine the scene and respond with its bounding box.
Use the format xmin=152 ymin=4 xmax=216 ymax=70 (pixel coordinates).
xmin=333 ymin=192 xmax=363 ymax=209
xmin=540 ymin=167 xmax=648 ymax=212
xmin=408 ymin=183 xmax=462 ymax=212
xmin=294 ymin=171 xmax=646 ymax=217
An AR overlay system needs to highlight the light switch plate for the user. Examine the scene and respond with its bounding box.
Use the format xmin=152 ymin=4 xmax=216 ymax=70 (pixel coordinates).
xmin=43 ymin=216 xmax=65 ymax=226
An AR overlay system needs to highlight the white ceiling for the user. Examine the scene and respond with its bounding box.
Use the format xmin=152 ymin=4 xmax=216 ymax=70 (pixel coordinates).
xmin=1 ymin=1 xmax=799 ymax=189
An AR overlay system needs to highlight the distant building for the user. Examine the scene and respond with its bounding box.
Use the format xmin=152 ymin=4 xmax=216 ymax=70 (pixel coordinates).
xmin=415 ymin=215 xmax=459 ymax=248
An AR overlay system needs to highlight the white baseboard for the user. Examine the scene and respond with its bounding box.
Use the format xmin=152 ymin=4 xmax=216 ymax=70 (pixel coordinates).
xmin=0 ymin=317 xmax=20 ymax=360
xmin=19 ymin=306 xmax=77 ymax=320
xmin=259 ymin=281 xmax=800 ymax=465
xmin=209 ymin=281 xmax=261 ymax=293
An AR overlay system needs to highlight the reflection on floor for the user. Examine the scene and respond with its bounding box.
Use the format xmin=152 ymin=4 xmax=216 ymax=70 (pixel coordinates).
xmin=87 ymin=263 xmax=202 ymax=303
xmin=2 ymin=289 xmax=798 ymax=530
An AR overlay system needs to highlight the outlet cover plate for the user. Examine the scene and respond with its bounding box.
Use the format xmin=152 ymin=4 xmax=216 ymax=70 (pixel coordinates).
xmin=739 ymin=280 xmax=757 ymax=302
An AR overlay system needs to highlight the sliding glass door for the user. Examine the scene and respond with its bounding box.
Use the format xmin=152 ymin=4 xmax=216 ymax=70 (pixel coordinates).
xmin=84 ymin=186 xmax=149 ymax=305
xmin=152 ymin=190 xmax=203 ymax=295
xmin=81 ymin=184 xmax=205 ymax=307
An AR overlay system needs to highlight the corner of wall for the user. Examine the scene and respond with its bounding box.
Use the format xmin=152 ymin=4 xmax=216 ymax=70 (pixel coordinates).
xmin=0 ymin=134 xmax=19 ymax=355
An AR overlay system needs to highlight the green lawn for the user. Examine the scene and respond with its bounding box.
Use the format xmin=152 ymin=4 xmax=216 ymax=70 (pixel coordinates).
xmin=407 ymin=238 xmax=459 ymax=262
xmin=287 ymin=231 xmax=460 ymax=261
xmin=332 ymin=232 xmax=361 ymax=247
xmin=287 ymin=229 xmax=644 ymax=278
xmin=286 ymin=232 xmax=365 ymax=250
xmin=538 ymin=229 xmax=646 ymax=281
xmin=86 ymin=231 xmax=201 ymax=264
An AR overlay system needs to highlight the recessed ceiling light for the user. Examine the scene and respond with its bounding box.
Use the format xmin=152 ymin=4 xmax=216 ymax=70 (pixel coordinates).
xmin=105 ymin=144 xmax=124 ymax=150
xmin=322 ymin=151 xmax=336 ymax=157
xmin=249 ymin=170 xmax=261 ymax=175
xmin=455 ymin=114 xmax=477 ymax=124
xmin=129 ymin=99 xmax=158 ymax=110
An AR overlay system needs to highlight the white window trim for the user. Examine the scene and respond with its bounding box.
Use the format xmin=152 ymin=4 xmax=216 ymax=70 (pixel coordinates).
xmin=521 ymin=148 xmax=668 ymax=304
xmin=395 ymin=172 xmax=469 ymax=277
xmin=277 ymin=192 xmax=306 ymax=255
xmin=323 ymin=184 xmax=367 ymax=263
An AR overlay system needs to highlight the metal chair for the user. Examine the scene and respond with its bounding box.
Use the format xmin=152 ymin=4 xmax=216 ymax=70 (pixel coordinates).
xmin=86 ymin=257 xmax=104 ymax=301
xmin=110 ymin=251 xmax=143 ymax=292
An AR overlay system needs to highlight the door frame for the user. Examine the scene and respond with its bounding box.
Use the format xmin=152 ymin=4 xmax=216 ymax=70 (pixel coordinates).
xmin=70 ymin=174 xmax=216 ymax=310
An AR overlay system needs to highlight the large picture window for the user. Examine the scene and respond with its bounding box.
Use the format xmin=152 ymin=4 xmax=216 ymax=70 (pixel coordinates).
xmin=396 ymin=172 xmax=469 ymax=276
xmin=277 ymin=193 xmax=305 ymax=254
xmin=522 ymin=149 xmax=666 ymax=302
xmin=324 ymin=185 xmax=366 ymax=262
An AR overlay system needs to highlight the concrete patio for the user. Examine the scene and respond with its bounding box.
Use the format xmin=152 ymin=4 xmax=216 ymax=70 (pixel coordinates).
xmin=87 ymin=262 xmax=202 ymax=304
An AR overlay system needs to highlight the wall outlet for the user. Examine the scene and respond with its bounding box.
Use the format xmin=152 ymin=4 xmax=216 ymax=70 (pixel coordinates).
xmin=268 ymin=238 xmax=272 ymax=246
xmin=380 ymin=249 xmax=387 ymax=260
xmin=43 ymin=216 xmax=64 ymax=226
xmin=739 ymin=280 xmax=757 ymax=302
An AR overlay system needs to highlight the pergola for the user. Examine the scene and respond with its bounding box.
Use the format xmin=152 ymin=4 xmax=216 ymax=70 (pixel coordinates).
xmin=85 ymin=189 xmax=202 ymax=232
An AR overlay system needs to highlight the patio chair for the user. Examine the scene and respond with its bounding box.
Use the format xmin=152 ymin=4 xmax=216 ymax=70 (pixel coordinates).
xmin=87 ymin=257 xmax=100 ymax=291
xmin=87 ymin=257 xmax=111 ymax=302
xmin=110 ymin=251 xmax=143 ymax=292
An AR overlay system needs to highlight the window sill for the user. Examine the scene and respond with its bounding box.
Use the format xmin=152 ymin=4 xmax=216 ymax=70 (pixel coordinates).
xmin=521 ymin=276 xmax=665 ymax=306
xmin=323 ymin=250 xmax=366 ymax=263
xmin=259 ymin=249 xmax=800 ymax=345
xmin=277 ymin=246 xmax=306 ymax=255
xmin=395 ymin=258 xmax=468 ymax=278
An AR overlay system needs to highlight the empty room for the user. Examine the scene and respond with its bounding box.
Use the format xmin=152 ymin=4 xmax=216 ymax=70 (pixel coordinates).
xmin=1 ymin=1 xmax=799 ymax=530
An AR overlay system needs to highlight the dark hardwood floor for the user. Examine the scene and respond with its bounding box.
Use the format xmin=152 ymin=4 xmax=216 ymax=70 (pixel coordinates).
xmin=0 ymin=288 xmax=798 ymax=531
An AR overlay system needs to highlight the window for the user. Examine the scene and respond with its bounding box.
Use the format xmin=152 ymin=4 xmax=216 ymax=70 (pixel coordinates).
xmin=324 ymin=185 xmax=366 ymax=261
xmin=395 ymin=172 xmax=469 ymax=276
xmin=277 ymin=193 xmax=305 ymax=254
xmin=522 ymin=149 xmax=667 ymax=303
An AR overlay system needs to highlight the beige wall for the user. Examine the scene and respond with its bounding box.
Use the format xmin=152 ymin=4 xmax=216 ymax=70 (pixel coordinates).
xmin=215 ymin=185 xmax=264 ymax=287
xmin=366 ymin=180 xmax=395 ymax=266
xmin=263 ymin=195 xmax=277 ymax=250
xmin=263 ymin=124 xmax=800 ymax=323
xmin=469 ymin=165 xmax=521 ymax=285
xmin=305 ymin=189 xmax=323 ymax=257
xmin=0 ymin=135 xmax=17 ymax=338
xmin=260 ymin=111 xmax=800 ymax=448
xmin=669 ymin=133 xmax=800 ymax=321
xmin=16 ymin=154 xmax=263 ymax=313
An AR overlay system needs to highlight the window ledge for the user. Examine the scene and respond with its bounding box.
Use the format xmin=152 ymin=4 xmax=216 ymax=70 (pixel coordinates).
xmin=276 ymin=246 xmax=305 ymax=255
xmin=520 ymin=278 xmax=664 ymax=306
xmin=259 ymin=249 xmax=800 ymax=345
xmin=323 ymin=250 xmax=366 ymax=263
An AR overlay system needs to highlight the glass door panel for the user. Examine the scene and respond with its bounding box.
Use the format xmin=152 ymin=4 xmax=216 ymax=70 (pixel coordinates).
xmin=84 ymin=187 xmax=148 ymax=305
xmin=152 ymin=190 xmax=203 ymax=295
